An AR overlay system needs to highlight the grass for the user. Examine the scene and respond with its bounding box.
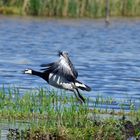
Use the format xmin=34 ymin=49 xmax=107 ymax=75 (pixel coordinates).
xmin=0 ymin=87 xmax=140 ymax=139
xmin=0 ymin=0 xmax=140 ymax=17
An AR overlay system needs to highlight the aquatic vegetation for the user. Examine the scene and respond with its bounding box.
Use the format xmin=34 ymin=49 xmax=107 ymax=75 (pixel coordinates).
xmin=0 ymin=87 xmax=140 ymax=139
xmin=0 ymin=0 xmax=140 ymax=17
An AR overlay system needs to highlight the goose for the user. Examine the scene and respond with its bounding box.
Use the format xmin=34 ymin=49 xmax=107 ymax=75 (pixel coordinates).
xmin=24 ymin=51 xmax=91 ymax=103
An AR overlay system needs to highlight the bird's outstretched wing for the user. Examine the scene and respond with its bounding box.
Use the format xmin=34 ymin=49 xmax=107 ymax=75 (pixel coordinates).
xmin=41 ymin=52 xmax=78 ymax=81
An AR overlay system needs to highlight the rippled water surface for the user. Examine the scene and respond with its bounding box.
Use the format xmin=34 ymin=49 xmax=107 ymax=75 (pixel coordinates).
xmin=0 ymin=15 xmax=140 ymax=110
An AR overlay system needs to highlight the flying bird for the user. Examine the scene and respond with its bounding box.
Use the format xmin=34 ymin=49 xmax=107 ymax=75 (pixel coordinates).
xmin=24 ymin=51 xmax=91 ymax=103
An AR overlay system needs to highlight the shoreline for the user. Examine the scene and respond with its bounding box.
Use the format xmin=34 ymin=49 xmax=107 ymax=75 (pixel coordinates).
xmin=1 ymin=14 xmax=140 ymax=21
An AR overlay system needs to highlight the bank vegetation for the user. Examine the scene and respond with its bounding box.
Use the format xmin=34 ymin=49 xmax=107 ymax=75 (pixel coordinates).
xmin=0 ymin=0 xmax=140 ymax=18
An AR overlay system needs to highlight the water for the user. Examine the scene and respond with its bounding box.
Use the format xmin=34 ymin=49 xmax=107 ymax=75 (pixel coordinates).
xmin=0 ymin=120 xmax=29 ymax=140
xmin=0 ymin=15 xmax=140 ymax=110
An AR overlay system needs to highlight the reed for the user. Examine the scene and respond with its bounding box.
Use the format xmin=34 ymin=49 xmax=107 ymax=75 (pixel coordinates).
xmin=0 ymin=0 xmax=140 ymax=17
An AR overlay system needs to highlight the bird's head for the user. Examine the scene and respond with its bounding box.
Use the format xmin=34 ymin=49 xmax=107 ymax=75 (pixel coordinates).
xmin=58 ymin=51 xmax=69 ymax=58
xmin=24 ymin=69 xmax=32 ymax=74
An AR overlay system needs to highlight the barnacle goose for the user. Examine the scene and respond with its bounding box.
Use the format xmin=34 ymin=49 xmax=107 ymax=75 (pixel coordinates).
xmin=24 ymin=51 xmax=91 ymax=103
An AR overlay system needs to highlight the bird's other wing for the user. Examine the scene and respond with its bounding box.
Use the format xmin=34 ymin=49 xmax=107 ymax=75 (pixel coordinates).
xmin=40 ymin=62 xmax=54 ymax=67
xmin=40 ymin=62 xmax=57 ymax=71
xmin=40 ymin=62 xmax=55 ymax=71
xmin=40 ymin=55 xmax=78 ymax=81
xmin=53 ymin=54 xmax=78 ymax=81
xmin=62 ymin=54 xmax=78 ymax=77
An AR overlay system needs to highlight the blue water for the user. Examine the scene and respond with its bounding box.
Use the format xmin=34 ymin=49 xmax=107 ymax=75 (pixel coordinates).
xmin=0 ymin=15 xmax=140 ymax=110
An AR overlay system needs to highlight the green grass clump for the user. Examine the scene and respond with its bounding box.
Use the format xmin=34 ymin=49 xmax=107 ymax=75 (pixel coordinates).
xmin=0 ymin=87 xmax=140 ymax=139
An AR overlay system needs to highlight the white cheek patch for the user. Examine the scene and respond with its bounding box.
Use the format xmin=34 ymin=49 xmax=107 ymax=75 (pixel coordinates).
xmin=24 ymin=69 xmax=32 ymax=74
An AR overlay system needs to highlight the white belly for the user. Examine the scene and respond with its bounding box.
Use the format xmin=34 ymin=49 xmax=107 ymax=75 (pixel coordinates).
xmin=48 ymin=73 xmax=74 ymax=91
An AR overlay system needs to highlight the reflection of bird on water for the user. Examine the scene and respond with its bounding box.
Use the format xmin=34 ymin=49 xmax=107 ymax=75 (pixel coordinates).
xmin=24 ymin=51 xmax=91 ymax=103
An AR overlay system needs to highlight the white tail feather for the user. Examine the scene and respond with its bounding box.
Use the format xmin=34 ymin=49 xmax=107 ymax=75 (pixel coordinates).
xmin=75 ymin=82 xmax=86 ymax=88
xmin=75 ymin=81 xmax=91 ymax=91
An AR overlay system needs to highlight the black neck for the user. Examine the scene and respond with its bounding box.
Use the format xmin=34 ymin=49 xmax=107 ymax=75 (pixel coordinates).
xmin=32 ymin=70 xmax=49 ymax=82
xmin=32 ymin=70 xmax=42 ymax=77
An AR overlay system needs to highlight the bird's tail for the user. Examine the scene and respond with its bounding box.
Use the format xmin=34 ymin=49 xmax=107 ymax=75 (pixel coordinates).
xmin=75 ymin=80 xmax=91 ymax=91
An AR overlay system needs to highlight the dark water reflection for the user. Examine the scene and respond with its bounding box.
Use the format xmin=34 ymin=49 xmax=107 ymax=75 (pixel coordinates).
xmin=0 ymin=16 xmax=140 ymax=110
